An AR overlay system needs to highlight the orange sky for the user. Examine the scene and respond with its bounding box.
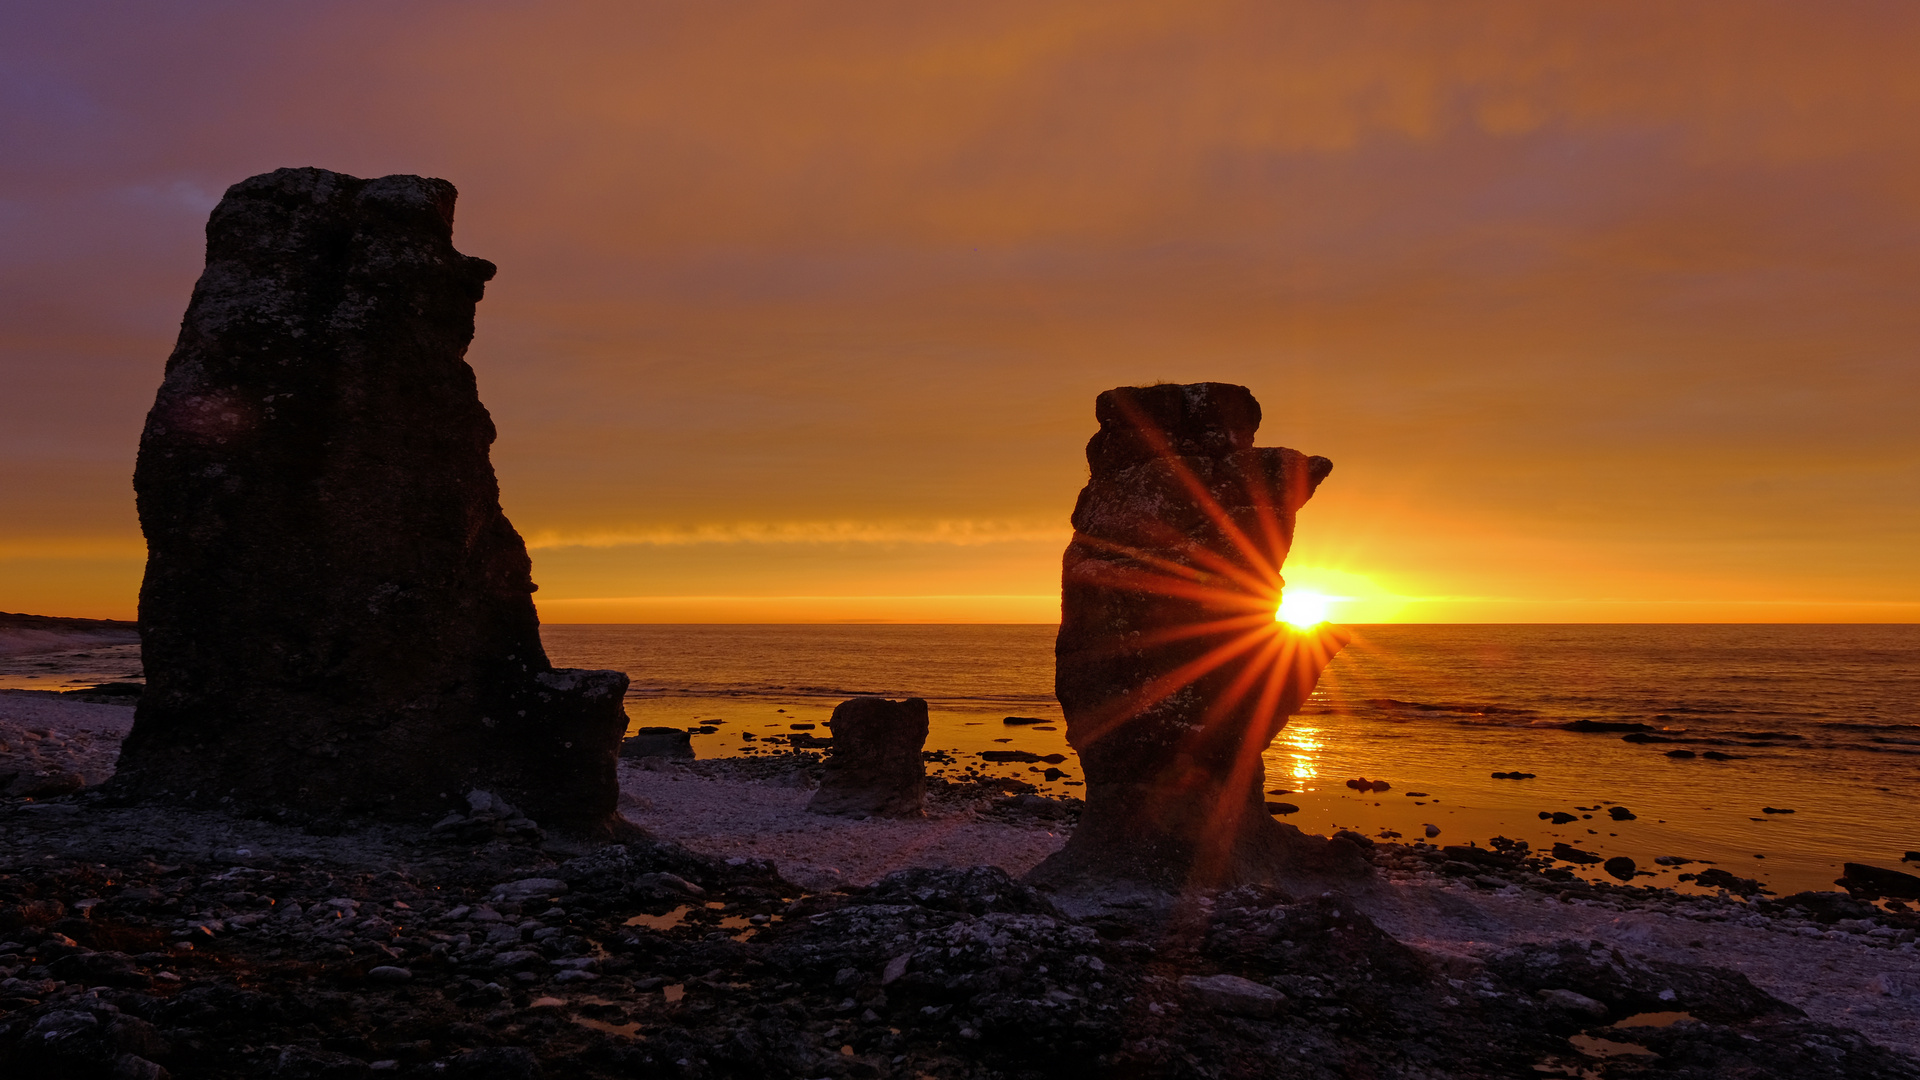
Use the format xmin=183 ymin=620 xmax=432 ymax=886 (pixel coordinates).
xmin=2 ymin=1 xmax=1916 ymax=622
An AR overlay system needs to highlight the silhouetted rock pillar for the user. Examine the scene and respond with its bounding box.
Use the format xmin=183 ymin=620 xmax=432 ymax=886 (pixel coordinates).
xmin=807 ymin=697 xmax=929 ymax=817
xmin=113 ymin=167 xmax=631 ymax=836
xmin=1027 ymin=383 xmax=1359 ymax=898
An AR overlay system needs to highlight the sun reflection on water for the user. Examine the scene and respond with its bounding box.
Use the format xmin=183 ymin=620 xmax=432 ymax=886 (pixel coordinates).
xmin=1277 ymin=723 xmax=1323 ymax=784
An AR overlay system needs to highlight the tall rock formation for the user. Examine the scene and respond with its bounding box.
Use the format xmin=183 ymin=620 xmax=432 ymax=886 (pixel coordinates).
xmin=1027 ymin=383 xmax=1360 ymax=899
xmin=113 ymin=167 xmax=630 ymax=835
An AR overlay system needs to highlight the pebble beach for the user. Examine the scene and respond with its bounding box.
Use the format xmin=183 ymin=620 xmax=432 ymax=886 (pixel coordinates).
xmin=4 ymin=686 xmax=1919 ymax=1077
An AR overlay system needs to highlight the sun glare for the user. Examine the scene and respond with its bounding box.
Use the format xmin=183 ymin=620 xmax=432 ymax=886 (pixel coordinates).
xmin=1276 ymin=590 xmax=1336 ymax=628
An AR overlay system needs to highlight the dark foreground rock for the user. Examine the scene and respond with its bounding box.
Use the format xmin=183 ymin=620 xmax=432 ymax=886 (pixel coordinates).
xmin=116 ymin=167 xmax=629 ymax=835
xmin=807 ymin=697 xmax=929 ymax=818
xmin=1032 ymin=383 xmax=1359 ymax=902
xmin=2 ymin=799 xmax=1916 ymax=1080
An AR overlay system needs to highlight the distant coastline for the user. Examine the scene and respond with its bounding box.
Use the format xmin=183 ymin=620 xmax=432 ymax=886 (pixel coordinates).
xmin=0 ymin=610 xmax=139 ymax=660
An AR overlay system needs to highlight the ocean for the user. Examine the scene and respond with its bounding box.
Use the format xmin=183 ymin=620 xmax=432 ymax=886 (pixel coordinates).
xmin=5 ymin=622 xmax=1915 ymax=896
xmin=545 ymin=622 xmax=1920 ymax=897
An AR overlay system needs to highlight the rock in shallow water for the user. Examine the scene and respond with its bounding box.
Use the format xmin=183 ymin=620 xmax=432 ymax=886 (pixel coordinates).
xmin=620 ymin=727 xmax=694 ymax=761
xmin=113 ymin=167 xmax=629 ymax=835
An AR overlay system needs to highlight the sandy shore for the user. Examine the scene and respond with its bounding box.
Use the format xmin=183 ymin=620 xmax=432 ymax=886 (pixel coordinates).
xmin=4 ymin=690 xmax=1917 ymax=1066
xmin=619 ymin=760 xmax=1069 ymax=892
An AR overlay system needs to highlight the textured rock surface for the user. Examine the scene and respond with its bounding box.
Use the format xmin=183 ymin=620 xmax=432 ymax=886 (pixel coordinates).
xmin=806 ymin=697 xmax=929 ymax=818
xmin=1029 ymin=383 xmax=1358 ymax=898
xmin=113 ymin=167 xmax=629 ymax=833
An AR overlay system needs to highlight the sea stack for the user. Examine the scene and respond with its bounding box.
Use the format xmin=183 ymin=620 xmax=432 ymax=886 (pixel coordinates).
xmin=113 ymin=167 xmax=631 ymax=835
xmin=1027 ymin=383 xmax=1361 ymax=901
xmin=807 ymin=697 xmax=930 ymax=818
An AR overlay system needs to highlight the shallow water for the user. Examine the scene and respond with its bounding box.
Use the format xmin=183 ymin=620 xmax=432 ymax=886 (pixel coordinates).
xmin=5 ymin=623 xmax=1914 ymax=896
xmin=545 ymin=623 xmax=1920 ymax=896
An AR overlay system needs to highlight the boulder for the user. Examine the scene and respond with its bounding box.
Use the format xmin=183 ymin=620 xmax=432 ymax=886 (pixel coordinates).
xmin=1690 ymin=868 xmax=1766 ymax=896
xmin=806 ymin=697 xmax=929 ymax=818
xmin=1027 ymin=383 xmax=1356 ymax=898
xmin=112 ymin=167 xmax=630 ymax=835
xmin=1838 ymin=862 xmax=1920 ymax=900
xmin=1552 ymin=843 xmax=1604 ymax=865
xmin=620 ymin=727 xmax=694 ymax=761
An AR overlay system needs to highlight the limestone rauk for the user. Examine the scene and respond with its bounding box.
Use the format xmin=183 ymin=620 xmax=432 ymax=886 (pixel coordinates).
xmin=807 ymin=697 xmax=931 ymax=818
xmin=114 ymin=167 xmax=630 ymax=835
xmin=1028 ymin=382 xmax=1363 ymax=898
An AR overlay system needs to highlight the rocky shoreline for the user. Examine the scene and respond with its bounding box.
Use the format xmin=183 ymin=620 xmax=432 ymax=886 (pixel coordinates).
xmin=3 ymin=692 xmax=1919 ymax=1078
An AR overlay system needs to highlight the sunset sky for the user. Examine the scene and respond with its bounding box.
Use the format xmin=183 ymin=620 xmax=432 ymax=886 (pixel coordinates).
xmin=3 ymin=1 xmax=1916 ymax=623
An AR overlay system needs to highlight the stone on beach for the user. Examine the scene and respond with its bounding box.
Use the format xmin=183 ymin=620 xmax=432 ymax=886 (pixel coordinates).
xmin=1179 ymin=973 xmax=1288 ymax=1017
xmin=806 ymin=696 xmax=929 ymax=818
xmin=1027 ymin=382 xmax=1359 ymax=899
xmin=1536 ymin=987 xmax=1610 ymax=1018
xmin=620 ymin=727 xmax=695 ymax=761
xmin=112 ymin=167 xmax=630 ymax=835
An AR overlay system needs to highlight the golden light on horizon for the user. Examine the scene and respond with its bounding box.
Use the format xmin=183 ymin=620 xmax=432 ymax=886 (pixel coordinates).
xmin=1276 ymin=589 xmax=1337 ymax=628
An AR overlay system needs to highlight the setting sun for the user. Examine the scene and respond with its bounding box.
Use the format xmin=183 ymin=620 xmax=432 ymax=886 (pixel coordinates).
xmin=1276 ymin=589 xmax=1337 ymax=628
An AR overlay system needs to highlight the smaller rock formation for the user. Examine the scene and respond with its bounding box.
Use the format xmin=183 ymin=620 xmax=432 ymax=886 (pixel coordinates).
xmin=807 ymin=697 xmax=929 ymax=818
xmin=621 ymin=727 xmax=695 ymax=761
xmin=1028 ymin=382 xmax=1358 ymax=903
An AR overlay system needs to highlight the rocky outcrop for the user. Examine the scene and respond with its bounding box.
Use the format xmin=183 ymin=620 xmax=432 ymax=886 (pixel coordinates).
xmin=113 ymin=167 xmax=630 ymax=835
xmin=1028 ymin=383 xmax=1358 ymax=901
xmin=806 ymin=697 xmax=929 ymax=817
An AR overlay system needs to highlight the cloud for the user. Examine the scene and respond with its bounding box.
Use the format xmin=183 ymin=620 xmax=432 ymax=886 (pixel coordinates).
xmin=2 ymin=1 xmax=1916 ymax=619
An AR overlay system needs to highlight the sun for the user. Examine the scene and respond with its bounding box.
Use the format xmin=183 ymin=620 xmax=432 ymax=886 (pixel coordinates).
xmin=1275 ymin=589 xmax=1336 ymax=628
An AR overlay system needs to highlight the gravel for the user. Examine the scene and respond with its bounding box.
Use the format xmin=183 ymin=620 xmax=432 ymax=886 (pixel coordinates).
xmin=0 ymin=694 xmax=1915 ymax=1077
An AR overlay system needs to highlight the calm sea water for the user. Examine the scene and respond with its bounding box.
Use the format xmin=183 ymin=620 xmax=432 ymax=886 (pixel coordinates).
xmin=7 ymin=623 xmax=1914 ymax=895
xmin=544 ymin=623 xmax=1920 ymax=896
